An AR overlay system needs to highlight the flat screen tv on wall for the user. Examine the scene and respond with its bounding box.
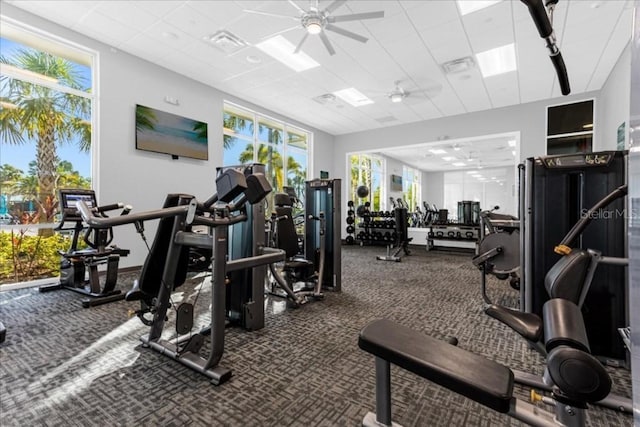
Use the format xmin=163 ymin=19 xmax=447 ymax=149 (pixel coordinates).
xmin=390 ymin=174 xmax=403 ymax=192
xmin=135 ymin=104 xmax=208 ymax=160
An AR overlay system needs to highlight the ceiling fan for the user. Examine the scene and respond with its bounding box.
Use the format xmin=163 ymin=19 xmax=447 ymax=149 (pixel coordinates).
xmin=374 ymin=80 xmax=443 ymax=104
xmin=243 ymin=0 xmax=385 ymax=56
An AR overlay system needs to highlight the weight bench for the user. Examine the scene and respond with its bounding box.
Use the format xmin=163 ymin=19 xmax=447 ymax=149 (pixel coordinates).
xmin=358 ymin=299 xmax=611 ymax=427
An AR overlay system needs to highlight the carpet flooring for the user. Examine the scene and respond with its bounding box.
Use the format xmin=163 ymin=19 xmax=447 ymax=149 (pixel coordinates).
xmin=0 ymin=245 xmax=633 ymax=426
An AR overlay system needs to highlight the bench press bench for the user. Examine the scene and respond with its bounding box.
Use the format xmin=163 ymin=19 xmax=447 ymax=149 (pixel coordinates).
xmin=358 ymin=299 xmax=611 ymax=427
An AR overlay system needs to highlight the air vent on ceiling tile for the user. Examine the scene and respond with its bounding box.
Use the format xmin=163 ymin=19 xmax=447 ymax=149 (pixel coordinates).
xmin=441 ymin=57 xmax=475 ymax=75
xmin=313 ymin=93 xmax=337 ymax=105
xmin=203 ymin=30 xmax=247 ymax=54
xmin=375 ymin=116 xmax=397 ymax=124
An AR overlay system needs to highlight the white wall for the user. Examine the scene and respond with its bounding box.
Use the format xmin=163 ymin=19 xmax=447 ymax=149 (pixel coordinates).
xmin=597 ymin=43 xmax=631 ymax=151
xmin=3 ymin=4 xmax=334 ymax=268
xmin=422 ymin=172 xmax=444 ymax=208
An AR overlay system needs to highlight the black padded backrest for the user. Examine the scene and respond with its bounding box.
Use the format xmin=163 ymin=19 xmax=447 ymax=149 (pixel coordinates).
xmin=543 ymin=298 xmax=590 ymax=353
xmin=275 ymin=205 xmax=299 ymax=259
xmin=544 ymin=249 xmax=590 ymax=302
xmin=138 ymin=194 xmax=193 ymax=297
xmin=274 ymin=193 xmax=292 ymax=207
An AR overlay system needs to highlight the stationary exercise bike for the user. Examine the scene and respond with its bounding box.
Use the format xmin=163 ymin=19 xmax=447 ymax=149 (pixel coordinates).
xmin=39 ymin=189 xmax=131 ymax=308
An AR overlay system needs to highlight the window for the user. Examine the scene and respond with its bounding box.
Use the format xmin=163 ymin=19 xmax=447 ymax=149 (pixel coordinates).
xmin=1 ymin=20 xmax=94 ymax=284
xmin=402 ymin=166 xmax=421 ymax=211
xmin=547 ymin=100 xmax=594 ymax=155
xmin=349 ymin=153 xmax=384 ymax=212
xmin=223 ymin=103 xmax=310 ymax=206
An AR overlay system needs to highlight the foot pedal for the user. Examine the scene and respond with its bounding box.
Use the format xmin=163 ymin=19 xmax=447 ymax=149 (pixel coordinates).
xmin=176 ymin=303 xmax=194 ymax=335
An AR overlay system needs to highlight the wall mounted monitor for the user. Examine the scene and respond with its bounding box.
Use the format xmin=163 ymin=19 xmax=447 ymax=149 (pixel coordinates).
xmin=135 ymin=104 xmax=208 ymax=160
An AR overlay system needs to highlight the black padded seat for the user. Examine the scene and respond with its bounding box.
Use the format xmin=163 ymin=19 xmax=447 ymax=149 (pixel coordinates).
xmin=485 ymin=304 xmax=543 ymax=343
xmin=359 ymin=319 xmax=514 ymax=413
xmin=545 ymin=249 xmax=591 ymax=303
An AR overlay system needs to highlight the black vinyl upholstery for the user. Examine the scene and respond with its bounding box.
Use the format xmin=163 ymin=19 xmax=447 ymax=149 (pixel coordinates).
xmin=359 ymin=318 xmax=514 ymax=413
xmin=545 ymin=249 xmax=590 ymax=303
xmin=543 ymin=298 xmax=590 ymax=353
xmin=485 ymin=304 xmax=543 ymax=342
xmin=137 ymin=194 xmax=193 ymax=299
xmin=275 ymin=205 xmax=301 ymax=259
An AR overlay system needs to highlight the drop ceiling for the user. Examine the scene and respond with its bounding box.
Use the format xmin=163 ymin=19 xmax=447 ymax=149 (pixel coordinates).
xmin=3 ymin=0 xmax=634 ymax=138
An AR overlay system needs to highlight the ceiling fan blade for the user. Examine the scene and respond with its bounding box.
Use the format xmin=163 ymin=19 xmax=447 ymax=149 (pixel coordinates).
xmin=294 ymin=32 xmax=309 ymax=53
xmin=327 ymin=11 xmax=385 ymax=23
xmin=319 ymin=31 xmax=336 ymax=56
xmin=324 ymin=24 xmax=368 ymax=43
xmin=323 ymin=0 xmax=347 ymax=14
xmin=243 ymin=9 xmax=298 ymax=20
xmin=287 ymin=0 xmax=305 ymax=14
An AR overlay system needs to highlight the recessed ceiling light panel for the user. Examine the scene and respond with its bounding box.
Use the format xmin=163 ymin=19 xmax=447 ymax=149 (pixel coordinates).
xmin=333 ymin=88 xmax=374 ymax=107
xmin=429 ymin=149 xmax=447 ymax=155
xmin=457 ymin=0 xmax=502 ymax=16
xmin=256 ymin=35 xmax=320 ymax=72
xmin=476 ymin=43 xmax=516 ymax=78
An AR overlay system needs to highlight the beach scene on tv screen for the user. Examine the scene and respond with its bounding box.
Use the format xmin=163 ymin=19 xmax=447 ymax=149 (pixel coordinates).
xmin=136 ymin=105 xmax=208 ymax=160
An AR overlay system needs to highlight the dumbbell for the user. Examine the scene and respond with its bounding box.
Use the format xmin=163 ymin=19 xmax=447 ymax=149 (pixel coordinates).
xmin=348 ymin=200 xmax=354 ymax=207
xmin=346 ymin=216 xmax=355 ymax=225
xmin=346 ymin=236 xmax=355 ymax=245
xmin=346 ymin=225 xmax=355 ymax=234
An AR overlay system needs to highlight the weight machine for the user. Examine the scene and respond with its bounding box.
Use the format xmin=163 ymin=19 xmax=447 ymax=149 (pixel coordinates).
xmin=78 ymin=167 xmax=284 ymax=384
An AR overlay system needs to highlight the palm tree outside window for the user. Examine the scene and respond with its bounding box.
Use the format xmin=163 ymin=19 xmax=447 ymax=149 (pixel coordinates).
xmin=0 ymin=28 xmax=93 ymax=236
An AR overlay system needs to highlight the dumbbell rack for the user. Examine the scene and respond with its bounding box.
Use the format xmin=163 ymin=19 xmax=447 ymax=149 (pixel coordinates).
xmin=345 ymin=201 xmax=356 ymax=245
xmin=426 ymin=223 xmax=480 ymax=252
xmin=356 ymin=211 xmax=398 ymax=246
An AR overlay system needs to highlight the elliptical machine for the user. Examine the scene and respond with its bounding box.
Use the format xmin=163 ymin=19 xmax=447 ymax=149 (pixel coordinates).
xmin=39 ymin=189 xmax=131 ymax=308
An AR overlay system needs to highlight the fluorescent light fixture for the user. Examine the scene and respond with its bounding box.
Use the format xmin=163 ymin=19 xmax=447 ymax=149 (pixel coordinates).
xmin=390 ymin=92 xmax=404 ymax=103
xmin=255 ymin=35 xmax=320 ymax=72
xmin=452 ymin=162 xmax=466 ymax=167
xmin=457 ymin=0 xmax=502 ymax=16
xmin=467 ymin=170 xmax=478 ymax=174
xmin=508 ymin=139 xmax=516 ymax=147
xmin=512 ymin=150 xmax=516 ymax=156
xmin=476 ymin=43 xmax=516 ymax=78
xmin=333 ymin=87 xmax=374 ymax=107
xmin=442 ymin=156 xmax=456 ymax=161
xmin=429 ymin=149 xmax=447 ymax=155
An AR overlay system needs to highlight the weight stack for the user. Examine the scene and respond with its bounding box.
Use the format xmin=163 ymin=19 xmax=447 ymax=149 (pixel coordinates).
xmin=345 ymin=200 xmax=356 ymax=245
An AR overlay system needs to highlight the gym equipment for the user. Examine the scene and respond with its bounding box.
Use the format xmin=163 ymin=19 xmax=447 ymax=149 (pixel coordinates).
xmin=521 ymin=151 xmax=627 ymax=361
xmin=377 ymin=208 xmax=411 ymax=262
xmin=472 ymin=206 xmax=520 ymax=304
xmin=266 ymin=191 xmax=325 ymax=305
xmin=359 ymin=299 xmax=611 ymax=427
xmin=457 ymin=200 xmax=480 ymax=225
xmin=225 ymin=163 xmax=270 ymax=330
xmin=485 ymin=184 xmax=632 ymax=413
xmin=356 ymin=185 xmax=369 ymax=198
xmin=521 ymin=0 xmax=570 ymax=95
xmin=306 ymin=179 xmax=341 ymax=291
xmin=345 ymin=200 xmax=356 ymax=244
xmin=39 ymin=189 xmax=131 ymax=308
xmin=79 ymin=167 xmax=284 ymax=385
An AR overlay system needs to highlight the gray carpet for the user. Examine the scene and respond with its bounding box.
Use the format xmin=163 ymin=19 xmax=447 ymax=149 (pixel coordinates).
xmin=0 ymin=245 xmax=632 ymax=426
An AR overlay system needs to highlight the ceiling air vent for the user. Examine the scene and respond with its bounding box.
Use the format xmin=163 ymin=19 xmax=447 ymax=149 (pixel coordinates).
xmin=203 ymin=30 xmax=247 ymax=54
xmin=441 ymin=57 xmax=475 ymax=75
xmin=313 ymin=93 xmax=337 ymax=105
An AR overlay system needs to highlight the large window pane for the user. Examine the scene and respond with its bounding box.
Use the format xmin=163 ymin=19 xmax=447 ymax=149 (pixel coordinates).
xmin=287 ymin=148 xmax=307 ymax=203
xmin=0 ymin=28 xmax=93 ymax=285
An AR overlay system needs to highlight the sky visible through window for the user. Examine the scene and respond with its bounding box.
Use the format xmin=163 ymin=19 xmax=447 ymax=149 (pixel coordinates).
xmin=0 ymin=37 xmax=92 ymax=178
